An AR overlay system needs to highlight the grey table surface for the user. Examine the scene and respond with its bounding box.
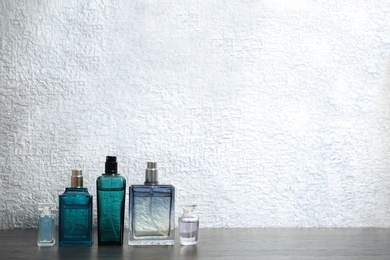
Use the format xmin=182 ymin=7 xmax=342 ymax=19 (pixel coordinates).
xmin=0 ymin=228 xmax=389 ymax=259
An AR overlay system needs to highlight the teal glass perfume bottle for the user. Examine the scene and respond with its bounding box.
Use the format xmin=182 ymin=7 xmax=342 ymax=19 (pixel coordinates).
xmin=97 ymin=156 xmax=126 ymax=245
xmin=58 ymin=170 xmax=93 ymax=247
xmin=37 ymin=203 xmax=56 ymax=247
xmin=128 ymin=162 xmax=175 ymax=246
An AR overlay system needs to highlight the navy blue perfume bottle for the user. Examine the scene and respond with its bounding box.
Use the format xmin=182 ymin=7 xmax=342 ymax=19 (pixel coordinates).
xmin=58 ymin=170 xmax=93 ymax=247
xmin=128 ymin=162 xmax=175 ymax=246
xmin=97 ymin=156 xmax=126 ymax=245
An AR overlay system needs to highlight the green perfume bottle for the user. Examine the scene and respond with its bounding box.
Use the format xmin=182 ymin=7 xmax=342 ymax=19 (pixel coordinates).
xmin=97 ymin=156 xmax=126 ymax=245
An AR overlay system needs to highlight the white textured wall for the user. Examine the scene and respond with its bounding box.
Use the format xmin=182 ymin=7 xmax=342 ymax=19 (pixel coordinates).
xmin=1 ymin=0 xmax=390 ymax=229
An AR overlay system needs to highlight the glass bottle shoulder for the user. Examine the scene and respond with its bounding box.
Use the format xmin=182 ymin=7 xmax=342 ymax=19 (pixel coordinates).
xmin=130 ymin=184 xmax=175 ymax=196
xmin=179 ymin=215 xmax=199 ymax=222
xmin=97 ymin=174 xmax=126 ymax=182
xmin=130 ymin=184 xmax=175 ymax=189
xmin=60 ymin=187 xmax=91 ymax=196
xmin=59 ymin=188 xmax=92 ymax=205
xmin=97 ymin=174 xmax=126 ymax=190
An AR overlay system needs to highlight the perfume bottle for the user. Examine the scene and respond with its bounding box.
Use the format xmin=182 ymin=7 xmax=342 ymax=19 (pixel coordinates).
xmin=128 ymin=162 xmax=175 ymax=246
xmin=178 ymin=205 xmax=199 ymax=245
xmin=97 ymin=156 xmax=126 ymax=245
xmin=58 ymin=170 xmax=93 ymax=247
xmin=37 ymin=203 xmax=56 ymax=247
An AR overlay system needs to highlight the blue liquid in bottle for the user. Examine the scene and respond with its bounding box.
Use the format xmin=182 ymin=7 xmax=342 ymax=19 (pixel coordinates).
xmin=37 ymin=203 xmax=56 ymax=247
xmin=39 ymin=217 xmax=54 ymax=241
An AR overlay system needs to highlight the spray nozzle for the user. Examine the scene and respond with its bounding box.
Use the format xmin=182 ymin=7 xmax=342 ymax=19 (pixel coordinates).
xmin=144 ymin=161 xmax=158 ymax=185
xmin=105 ymin=156 xmax=118 ymax=173
xmin=71 ymin=170 xmax=83 ymax=188
xmin=38 ymin=203 xmax=56 ymax=217
xmin=182 ymin=205 xmax=197 ymax=215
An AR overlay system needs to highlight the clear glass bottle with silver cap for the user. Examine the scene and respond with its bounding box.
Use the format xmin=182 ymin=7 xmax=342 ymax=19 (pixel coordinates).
xmin=128 ymin=162 xmax=175 ymax=245
xmin=37 ymin=203 xmax=56 ymax=247
xmin=58 ymin=170 xmax=93 ymax=246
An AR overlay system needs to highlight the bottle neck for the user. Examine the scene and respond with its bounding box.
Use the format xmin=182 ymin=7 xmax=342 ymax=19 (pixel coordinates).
xmin=182 ymin=205 xmax=197 ymax=217
xmin=144 ymin=170 xmax=158 ymax=185
xmin=64 ymin=187 xmax=89 ymax=197
xmin=104 ymin=171 xmax=119 ymax=175
xmin=66 ymin=187 xmax=88 ymax=190
xmin=38 ymin=204 xmax=56 ymax=217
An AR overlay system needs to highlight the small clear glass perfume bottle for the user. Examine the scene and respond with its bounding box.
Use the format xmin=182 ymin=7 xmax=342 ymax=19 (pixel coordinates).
xmin=37 ymin=203 xmax=56 ymax=247
xmin=58 ymin=170 xmax=93 ymax=247
xmin=178 ymin=205 xmax=199 ymax=246
xmin=97 ymin=156 xmax=126 ymax=245
xmin=128 ymin=162 xmax=175 ymax=246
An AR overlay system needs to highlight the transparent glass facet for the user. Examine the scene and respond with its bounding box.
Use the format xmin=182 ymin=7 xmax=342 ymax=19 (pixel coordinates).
xmin=58 ymin=188 xmax=93 ymax=247
xmin=129 ymin=185 xmax=175 ymax=245
xmin=179 ymin=205 xmax=199 ymax=245
xmin=97 ymin=174 xmax=126 ymax=245
xmin=37 ymin=203 xmax=56 ymax=247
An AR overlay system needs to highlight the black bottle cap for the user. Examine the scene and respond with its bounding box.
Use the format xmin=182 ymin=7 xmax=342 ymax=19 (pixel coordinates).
xmin=105 ymin=156 xmax=118 ymax=173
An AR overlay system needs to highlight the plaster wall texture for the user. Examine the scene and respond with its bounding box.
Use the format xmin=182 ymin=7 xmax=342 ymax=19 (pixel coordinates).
xmin=1 ymin=0 xmax=390 ymax=229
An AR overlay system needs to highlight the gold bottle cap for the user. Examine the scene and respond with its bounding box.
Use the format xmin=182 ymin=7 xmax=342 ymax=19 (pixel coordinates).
xmin=71 ymin=170 xmax=83 ymax=188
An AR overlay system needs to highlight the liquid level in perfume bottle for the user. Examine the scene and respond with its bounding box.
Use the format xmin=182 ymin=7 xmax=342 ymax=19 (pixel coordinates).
xmin=62 ymin=207 xmax=90 ymax=239
xmin=39 ymin=217 xmax=54 ymax=242
xmin=59 ymin=188 xmax=93 ymax=247
xmin=97 ymin=189 xmax=125 ymax=242
xmin=38 ymin=216 xmax=55 ymax=246
xmin=129 ymin=184 xmax=175 ymax=246
xmin=133 ymin=196 xmax=172 ymax=237
xmin=179 ymin=220 xmax=199 ymax=245
xmin=179 ymin=221 xmax=199 ymax=238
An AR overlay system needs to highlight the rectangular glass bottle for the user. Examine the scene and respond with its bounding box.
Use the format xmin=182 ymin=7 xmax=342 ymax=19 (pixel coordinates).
xmin=97 ymin=156 xmax=126 ymax=245
xmin=59 ymin=170 xmax=93 ymax=247
xmin=128 ymin=162 xmax=175 ymax=246
xmin=37 ymin=203 xmax=56 ymax=247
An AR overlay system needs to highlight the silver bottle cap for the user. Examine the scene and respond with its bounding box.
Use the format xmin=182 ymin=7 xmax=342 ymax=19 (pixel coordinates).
xmin=144 ymin=162 xmax=158 ymax=185
xmin=71 ymin=170 xmax=83 ymax=188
